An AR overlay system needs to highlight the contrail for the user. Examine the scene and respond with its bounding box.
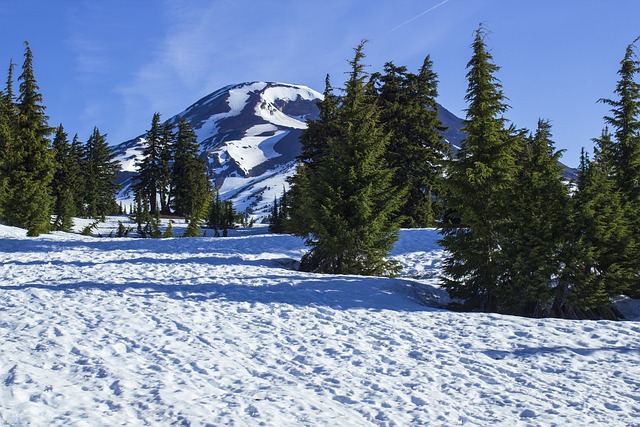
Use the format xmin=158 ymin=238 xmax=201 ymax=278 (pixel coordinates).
xmin=389 ymin=0 xmax=453 ymax=33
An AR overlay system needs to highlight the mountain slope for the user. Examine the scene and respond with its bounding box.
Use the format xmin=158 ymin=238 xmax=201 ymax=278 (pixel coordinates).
xmin=114 ymin=82 xmax=322 ymax=217
xmin=114 ymin=81 xmax=468 ymax=220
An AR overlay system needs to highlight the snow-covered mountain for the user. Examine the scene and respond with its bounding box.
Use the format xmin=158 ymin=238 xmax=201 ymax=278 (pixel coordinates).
xmin=113 ymin=81 xmax=466 ymax=220
xmin=114 ymin=82 xmax=322 ymax=218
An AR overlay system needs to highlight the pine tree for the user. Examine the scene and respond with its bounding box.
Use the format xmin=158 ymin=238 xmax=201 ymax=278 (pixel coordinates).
xmin=69 ymin=134 xmax=86 ymax=216
xmin=208 ymin=189 xmax=223 ymax=236
xmin=376 ymin=56 xmax=447 ymax=227
xmin=163 ymin=220 xmax=174 ymax=238
xmin=287 ymin=75 xmax=339 ymax=236
xmin=599 ymin=38 xmax=640 ymax=199
xmin=498 ymin=120 xmax=571 ymax=316
xmin=158 ymin=121 xmax=174 ymax=214
xmin=298 ymin=42 xmax=406 ymax=276
xmin=2 ymin=42 xmax=54 ymax=236
xmin=439 ymin=27 xmax=518 ymax=311
xmin=598 ymin=38 xmax=640 ymax=298
xmin=83 ymin=127 xmax=119 ymax=219
xmin=134 ymin=113 xmax=163 ymax=214
xmin=171 ymin=117 xmax=210 ymax=218
xmin=562 ymin=131 xmax=633 ymax=318
xmin=51 ymin=124 xmax=81 ymax=231
xmin=0 ymin=60 xmax=17 ymax=219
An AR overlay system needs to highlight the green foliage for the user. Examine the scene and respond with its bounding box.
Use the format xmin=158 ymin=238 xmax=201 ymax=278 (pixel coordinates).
xmin=83 ymin=127 xmax=120 ymax=218
xmin=268 ymin=189 xmax=288 ymax=233
xmin=296 ymin=42 xmax=405 ymax=276
xmin=498 ymin=120 xmax=571 ymax=316
xmin=163 ymin=220 xmax=174 ymax=238
xmin=171 ymin=117 xmax=211 ymax=219
xmin=80 ymin=219 xmax=100 ymax=236
xmin=51 ymin=124 xmax=81 ymax=231
xmin=134 ymin=113 xmax=163 ymax=214
xmin=439 ymin=27 xmax=518 ymax=311
xmin=207 ymin=189 xmax=235 ymax=236
xmin=374 ymin=56 xmax=447 ymax=227
xmin=1 ymin=42 xmax=55 ymax=236
xmin=115 ymin=221 xmax=131 ymax=238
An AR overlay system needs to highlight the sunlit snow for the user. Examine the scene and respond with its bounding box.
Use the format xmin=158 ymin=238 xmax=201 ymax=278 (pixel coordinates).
xmin=1 ymin=222 xmax=638 ymax=426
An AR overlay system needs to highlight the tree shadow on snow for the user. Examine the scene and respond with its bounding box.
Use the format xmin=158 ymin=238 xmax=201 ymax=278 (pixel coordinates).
xmin=1 ymin=275 xmax=448 ymax=312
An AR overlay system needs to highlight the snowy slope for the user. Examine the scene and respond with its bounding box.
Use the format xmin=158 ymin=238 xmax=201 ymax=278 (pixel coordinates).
xmin=1 ymin=223 xmax=639 ymax=426
xmin=113 ymin=82 xmax=322 ymax=220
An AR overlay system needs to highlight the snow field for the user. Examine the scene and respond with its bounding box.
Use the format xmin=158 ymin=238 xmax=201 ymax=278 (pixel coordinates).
xmin=1 ymin=225 xmax=639 ymax=426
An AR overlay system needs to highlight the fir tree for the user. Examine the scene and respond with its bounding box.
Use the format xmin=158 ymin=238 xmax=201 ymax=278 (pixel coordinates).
xmin=498 ymin=120 xmax=571 ymax=316
xmin=51 ymin=124 xmax=80 ymax=231
xmin=2 ymin=42 xmax=54 ymax=236
xmin=83 ymin=127 xmax=119 ymax=219
xmin=599 ymin=37 xmax=640 ymax=199
xmin=563 ymin=131 xmax=633 ymax=318
xmin=69 ymin=134 xmax=87 ymax=216
xmin=298 ymin=42 xmax=406 ymax=276
xmin=376 ymin=56 xmax=447 ymax=227
xmin=598 ymin=38 xmax=640 ymax=298
xmin=287 ymin=75 xmax=339 ymax=236
xmin=0 ymin=60 xmax=17 ymax=218
xmin=134 ymin=113 xmax=163 ymax=214
xmin=171 ymin=117 xmax=210 ymax=218
xmin=439 ymin=27 xmax=518 ymax=311
xmin=163 ymin=220 xmax=174 ymax=238
xmin=159 ymin=121 xmax=174 ymax=214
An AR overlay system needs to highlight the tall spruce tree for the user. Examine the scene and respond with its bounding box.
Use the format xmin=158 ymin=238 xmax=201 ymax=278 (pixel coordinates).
xmin=0 ymin=60 xmax=17 ymax=218
xmin=83 ymin=127 xmax=119 ymax=218
xmin=599 ymin=38 xmax=640 ymax=198
xmin=439 ymin=27 xmax=518 ymax=311
xmin=171 ymin=117 xmax=210 ymax=218
xmin=158 ymin=120 xmax=174 ymax=214
xmin=376 ymin=56 xmax=446 ymax=227
xmin=134 ymin=113 xmax=163 ymax=214
xmin=51 ymin=124 xmax=81 ymax=231
xmin=286 ymin=74 xmax=339 ymax=236
xmin=69 ymin=134 xmax=87 ymax=216
xmin=563 ymin=131 xmax=633 ymax=318
xmin=598 ymin=38 xmax=640 ymax=298
xmin=2 ymin=42 xmax=54 ymax=236
xmin=498 ymin=120 xmax=571 ymax=316
xmin=298 ymin=42 xmax=405 ymax=276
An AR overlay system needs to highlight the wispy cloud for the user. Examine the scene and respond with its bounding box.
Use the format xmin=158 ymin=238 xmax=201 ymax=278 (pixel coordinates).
xmin=389 ymin=0 xmax=453 ymax=33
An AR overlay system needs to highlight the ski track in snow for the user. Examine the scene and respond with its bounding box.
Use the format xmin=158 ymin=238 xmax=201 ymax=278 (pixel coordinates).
xmin=1 ymin=223 xmax=639 ymax=426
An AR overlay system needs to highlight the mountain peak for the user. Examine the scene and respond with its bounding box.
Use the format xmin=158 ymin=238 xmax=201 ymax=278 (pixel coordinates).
xmin=114 ymin=82 xmax=324 ymax=219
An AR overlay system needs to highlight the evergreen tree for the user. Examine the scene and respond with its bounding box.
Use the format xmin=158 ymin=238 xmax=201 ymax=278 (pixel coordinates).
xmin=439 ymin=27 xmax=518 ymax=311
xmin=298 ymin=42 xmax=405 ymax=276
xmin=2 ymin=42 xmax=54 ymax=236
xmin=171 ymin=117 xmax=210 ymax=218
xmin=0 ymin=60 xmax=17 ymax=218
xmin=498 ymin=120 xmax=571 ymax=316
xmin=286 ymin=75 xmax=339 ymax=236
xmin=69 ymin=134 xmax=87 ymax=216
xmin=134 ymin=113 xmax=163 ymax=214
xmin=51 ymin=124 xmax=80 ymax=231
xmin=562 ymin=131 xmax=634 ymax=318
xmin=598 ymin=38 xmax=640 ymax=298
xmin=376 ymin=56 xmax=447 ymax=227
xmin=599 ymin=37 xmax=640 ymax=198
xmin=158 ymin=121 xmax=174 ymax=214
xmin=83 ymin=127 xmax=119 ymax=218
xmin=163 ymin=220 xmax=173 ymax=238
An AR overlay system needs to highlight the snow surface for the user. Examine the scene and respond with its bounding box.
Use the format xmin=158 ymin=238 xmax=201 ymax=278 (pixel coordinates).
xmin=1 ymin=222 xmax=639 ymax=426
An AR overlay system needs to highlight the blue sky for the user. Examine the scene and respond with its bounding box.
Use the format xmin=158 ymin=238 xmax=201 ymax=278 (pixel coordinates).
xmin=1 ymin=0 xmax=639 ymax=167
